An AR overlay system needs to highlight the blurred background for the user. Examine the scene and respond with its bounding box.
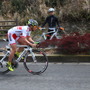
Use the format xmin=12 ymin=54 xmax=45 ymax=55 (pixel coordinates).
xmin=0 ymin=0 xmax=90 ymax=54
xmin=0 ymin=0 xmax=90 ymax=32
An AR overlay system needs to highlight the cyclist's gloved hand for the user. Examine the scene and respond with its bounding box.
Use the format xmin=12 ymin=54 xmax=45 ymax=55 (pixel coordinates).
xmin=39 ymin=27 xmax=46 ymax=30
xmin=60 ymin=27 xmax=64 ymax=30
xmin=34 ymin=42 xmax=40 ymax=44
xmin=31 ymin=42 xmax=40 ymax=45
xmin=34 ymin=42 xmax=41 ymax=48
xmin=38 ymin=27 xmax=42 ymax=30
xmin=32 ymin=44 xmax=37 ymax=48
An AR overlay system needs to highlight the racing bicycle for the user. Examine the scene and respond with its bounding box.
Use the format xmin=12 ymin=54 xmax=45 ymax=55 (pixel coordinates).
xmin=33 ymin=27 xmax=66 ymax=42
xmin=0 ymin=44 xmax=48 ymax=75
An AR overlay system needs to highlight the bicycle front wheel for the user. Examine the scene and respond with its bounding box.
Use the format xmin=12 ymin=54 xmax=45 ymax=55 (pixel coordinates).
xmin=23 ymin=49 xmax=48 ymax=75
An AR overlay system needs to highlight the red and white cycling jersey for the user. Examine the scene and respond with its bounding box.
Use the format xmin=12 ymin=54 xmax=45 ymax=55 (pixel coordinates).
xmin=8 ymin=26 xmax=31 ymax=45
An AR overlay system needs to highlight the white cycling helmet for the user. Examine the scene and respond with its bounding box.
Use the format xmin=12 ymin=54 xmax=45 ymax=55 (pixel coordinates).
xmin=48 ymin=8 xmax=55 ymax=12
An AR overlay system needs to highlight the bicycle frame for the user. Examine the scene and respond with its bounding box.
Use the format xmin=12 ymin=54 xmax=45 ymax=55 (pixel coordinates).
xmin=41 ymin=28 xmax=59 ymax=40
xmin=50 ymin=30 xmax=59 ymax=40
xmin=16 ymin=46 xmax=36 ymax=63
xmin=0 ymin=45 xmax=36 ymax=64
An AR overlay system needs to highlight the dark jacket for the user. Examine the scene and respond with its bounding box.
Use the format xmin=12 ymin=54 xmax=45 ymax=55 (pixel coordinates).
xmin=42 ymin=15 xmax=60 ymax=28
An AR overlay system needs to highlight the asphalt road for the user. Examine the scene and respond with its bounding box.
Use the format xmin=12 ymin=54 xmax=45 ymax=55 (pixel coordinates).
xmin=0 ymin=63 xmax=90 ymax=90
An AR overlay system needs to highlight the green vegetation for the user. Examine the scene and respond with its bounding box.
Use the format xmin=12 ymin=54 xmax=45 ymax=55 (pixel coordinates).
xmin=0 ymin=0 xmax=90 ymax=30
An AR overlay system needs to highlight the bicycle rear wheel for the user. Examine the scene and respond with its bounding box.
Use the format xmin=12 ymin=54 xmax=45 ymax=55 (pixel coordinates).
xmin=23 ymin=49 xmax=48 ymax=75
xmin=0 ymin=50 xmax=10 ymax=74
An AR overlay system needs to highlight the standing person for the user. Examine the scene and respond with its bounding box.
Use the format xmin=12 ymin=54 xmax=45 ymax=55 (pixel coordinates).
xmin=7 ymin=19 xmax=38 ymax=71
xmin=41 ymin=8 xmax=64 ymax=39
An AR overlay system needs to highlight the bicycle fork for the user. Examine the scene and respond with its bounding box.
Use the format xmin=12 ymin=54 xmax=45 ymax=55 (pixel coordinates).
xmin=29 ymin=48 xmax=37 ymax=63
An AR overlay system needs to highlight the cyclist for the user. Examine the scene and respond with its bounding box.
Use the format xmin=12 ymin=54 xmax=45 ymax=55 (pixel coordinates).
xmin=41 ymin=8 xmax=64 ymax=39
xmin=7 ymin=19 xmax=38 ymax=71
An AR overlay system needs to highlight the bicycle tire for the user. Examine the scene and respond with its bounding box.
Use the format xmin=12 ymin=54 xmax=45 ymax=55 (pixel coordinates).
xmin=0 ymin=69 xmax=10 ymax=74
xmin=0 ymin=50 xmax=10 ymax=74
xmin=23 ymin=49 xmax=48 ymax=75
xmin=0 ymin=51 xmax=18 ymax=74
xmin=0 ymin=60 xmax=18 ymax=74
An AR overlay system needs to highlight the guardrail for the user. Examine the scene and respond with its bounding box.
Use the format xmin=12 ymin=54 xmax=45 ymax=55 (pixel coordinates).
xmin=0 ymin=19 xmax=18 ymax=36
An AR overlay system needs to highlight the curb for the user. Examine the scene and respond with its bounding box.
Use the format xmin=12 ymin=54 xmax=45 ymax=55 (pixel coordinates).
xmin=47 ymin=54 xmax=90 ymax=62
xmin=0 ymin=54 xmax=90 ymax=62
